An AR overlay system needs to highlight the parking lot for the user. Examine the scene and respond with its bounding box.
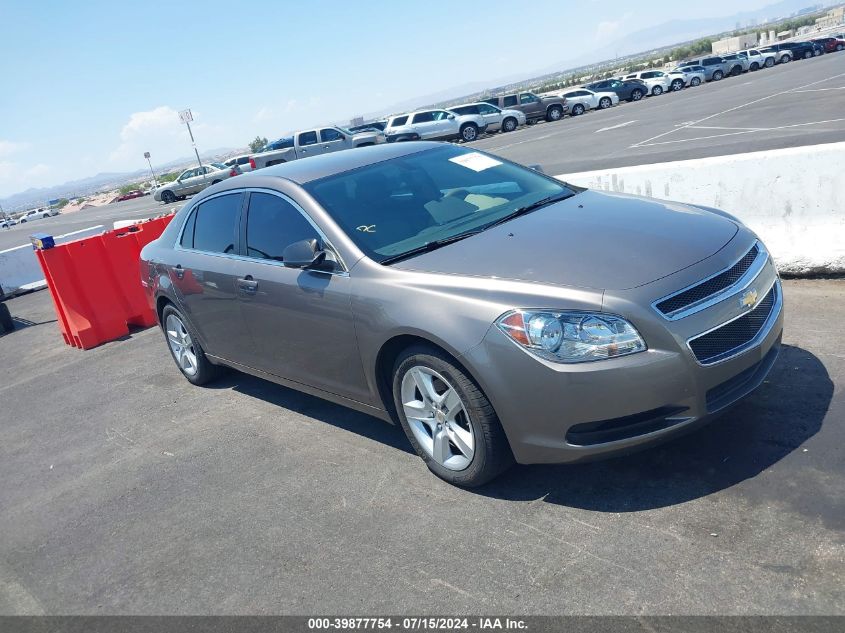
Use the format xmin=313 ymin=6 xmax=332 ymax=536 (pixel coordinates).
xmin=470 ymin=52 xmax=845 ymax=174
xmin=1 ymin=278 xmax=842 ymax=614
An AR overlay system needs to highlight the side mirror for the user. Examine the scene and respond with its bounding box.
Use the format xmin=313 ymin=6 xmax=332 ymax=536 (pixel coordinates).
xmin=447 ymin=114 xmax=456 ymax=120
xmin=282 ymin=238 xmax=338 ymax=272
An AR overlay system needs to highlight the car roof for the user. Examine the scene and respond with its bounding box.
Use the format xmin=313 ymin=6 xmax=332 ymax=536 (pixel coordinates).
xmin=239 ymin=141 xmax=442 ymax=185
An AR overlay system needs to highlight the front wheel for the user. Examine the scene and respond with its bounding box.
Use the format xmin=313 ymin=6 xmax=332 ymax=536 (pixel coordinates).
xmin=546 ymin=105 xmax=563 ymax=121
xmin=630 ymin=89 xmax=644 ymax=101
xmin=459 ymin=123 xmax=478 ymax=142
xmin=750 ymin=62 xmax=760 ymax=71
xmin=161 ymin=190 xmax=177 ymax=204
xmin=598 ymin=97 xmax=612 ymax=109
xmin=393 ymin=346 xmax=513 ymax=487
xmin=571 ymin=103 xmax=585 ymax=116
xmin=161 ymin=305 xmax=221 ymax=386
xmin=651 ymin=85 xmax=664 ymax=96
xmin=781 ymin=55 xmax=791 ymax=64
xmin=712 ymin=70 xmax=724 ymax=81
xmin=765 ymin=57 xmax=775 ymax=67
xmin=671 ymin=79 xmax=684 ymax=91
xmin=501 ymin=117 xmax=517 ymax=132
xmin=837 ymin=44 xmax=844 ymax=52
xmin=804 ymin=51 xmax=812 ymax=59
xmin=690 ymin=76 xmax=702 ymax=87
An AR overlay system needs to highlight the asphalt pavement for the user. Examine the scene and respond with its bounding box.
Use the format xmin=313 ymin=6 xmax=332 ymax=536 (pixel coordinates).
xmin=470 ymin=52 xmax=845 ymax=175
xmin=0 ymin=280 xmax=842 ymax=614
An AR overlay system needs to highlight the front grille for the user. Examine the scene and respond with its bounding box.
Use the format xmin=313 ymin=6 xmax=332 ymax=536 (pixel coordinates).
xmin=689 ymin=285 xmax=776 ymax=364
xmin=656 ymin=244 xmax=760 ymax=316
xmin=705 ymin=343 xmax=780 ymax=412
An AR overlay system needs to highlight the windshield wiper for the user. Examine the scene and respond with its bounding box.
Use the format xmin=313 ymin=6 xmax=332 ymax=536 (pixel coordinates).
xmin=484 ymin=191 xmax=575 ymax=231
xmin=380 ymin=228 xmax=485 ymax=265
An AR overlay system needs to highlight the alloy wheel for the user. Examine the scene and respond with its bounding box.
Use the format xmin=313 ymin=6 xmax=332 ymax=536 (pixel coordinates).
xmin=166 ymin=313 xmax=198 ymax=376
xmin=400 ymin=366 xmax=474 ymax=471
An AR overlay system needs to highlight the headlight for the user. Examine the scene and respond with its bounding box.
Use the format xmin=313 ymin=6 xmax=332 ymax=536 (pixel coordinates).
xmin=496 ymin=310 xmax=646 ymax=363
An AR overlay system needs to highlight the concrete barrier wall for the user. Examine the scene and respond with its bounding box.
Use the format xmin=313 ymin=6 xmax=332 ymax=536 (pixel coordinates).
xmin=556 ymin=142 xmax=845 ymax=275
xmin=0 ymin=226 xmax=105 ymax=296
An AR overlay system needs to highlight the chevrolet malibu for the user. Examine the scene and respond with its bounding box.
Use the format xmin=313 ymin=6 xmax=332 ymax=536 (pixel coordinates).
xmin=140 ymin=142 xmax=783 ymax=487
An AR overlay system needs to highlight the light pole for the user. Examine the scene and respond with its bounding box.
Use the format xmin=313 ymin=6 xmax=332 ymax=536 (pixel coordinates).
xmin=178 ymin=109 xmax=205 ymax=178
xmin=144 ymin=151 xmax=158 ymax=188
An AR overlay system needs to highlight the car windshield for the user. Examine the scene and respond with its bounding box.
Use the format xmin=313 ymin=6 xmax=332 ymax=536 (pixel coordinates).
xmin=304 ymin=145 xmax=577 ymax=263
xmin=210 ymin=163 xmax=227 ymax=170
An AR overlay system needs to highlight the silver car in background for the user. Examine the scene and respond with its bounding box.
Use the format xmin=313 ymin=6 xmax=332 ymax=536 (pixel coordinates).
xmin=449 ymin=102 xmax=526 ymax=133
xmin=141 ymin=142 xmax=783 ymax=487
xmin=154 ymin=163 xmax=240 ymax=204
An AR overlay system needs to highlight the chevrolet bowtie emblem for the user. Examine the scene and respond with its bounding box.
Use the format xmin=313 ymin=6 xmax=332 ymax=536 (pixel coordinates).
xmin=740 ymin=288 xmax=758 ymax=309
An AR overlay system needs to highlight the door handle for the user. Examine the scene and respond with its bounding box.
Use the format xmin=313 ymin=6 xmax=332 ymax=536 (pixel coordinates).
xmin=237 ymin=275 xmax=258 ymax=293
xmin=174 ymin=264 xmax=185 ymax=279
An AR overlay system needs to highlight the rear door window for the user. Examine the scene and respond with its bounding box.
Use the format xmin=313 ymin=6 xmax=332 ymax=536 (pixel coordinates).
xmin=390 ymin=116 xmax=408 ymax=127
xmin=245 ymin=193 xmax=320 ymax=261
xmin=184 ymin=193 xmax=242 ymax=254
xmin=502 ymin=95 xmax=518 ymax=107
xmin=298 ymin=131 xmax=319 ymax=146
xmin=412 ymin=111 xmax=435 ymax=124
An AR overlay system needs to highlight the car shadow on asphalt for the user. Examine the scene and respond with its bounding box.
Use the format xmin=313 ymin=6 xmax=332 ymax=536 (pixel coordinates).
xmin=208 ymin=372 xmax=415 ymax=455
xmin=478 ymin=344 xmax=833 ymax=511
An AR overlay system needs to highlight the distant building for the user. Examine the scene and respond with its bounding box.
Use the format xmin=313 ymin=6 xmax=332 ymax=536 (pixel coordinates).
xmin=712 ymin=33 xmax=758 ymax=54
xmin=815 ymin=6 xmax=845 ymax=29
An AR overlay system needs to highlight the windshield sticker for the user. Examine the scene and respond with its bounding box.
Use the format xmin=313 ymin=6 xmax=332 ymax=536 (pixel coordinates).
xmin=449 ymin=153 xmax=502 ymax=172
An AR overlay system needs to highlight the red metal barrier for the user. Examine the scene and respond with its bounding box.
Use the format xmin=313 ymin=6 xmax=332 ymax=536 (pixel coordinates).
xmin=34 ymin=215 xmax=173 ymax=349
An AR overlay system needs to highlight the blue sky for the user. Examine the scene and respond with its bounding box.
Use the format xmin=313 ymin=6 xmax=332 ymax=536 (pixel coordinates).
xmin=0 ymin=0 xmax=779 ymax=197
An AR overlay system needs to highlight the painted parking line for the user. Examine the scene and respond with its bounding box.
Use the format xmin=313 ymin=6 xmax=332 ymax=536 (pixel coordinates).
xmin=633 ymin=117 xmax=845 ymax=148
xmin=629 ymin=70 xmax=845 ymax=148
xmin=595 ymin=120 xmax=637 ymax=133
xmin=791 ymin=86 xmax=845 ymax=93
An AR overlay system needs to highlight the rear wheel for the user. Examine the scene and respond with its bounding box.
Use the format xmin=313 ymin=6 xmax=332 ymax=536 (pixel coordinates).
xmin=670 ymin=79 xmax=684 ymax=91
xmin=501 ymin=117 xmax=518 ymax=132
xmin=161 ymin=190 xmax=176 ymax=204
xmin=712 ymin=70 xmax=724 ymax=81
xmin=750 ymin=62 xmax=760 ymax=71
xmin=804 ymin=50 xmax=812 ymax=59
xmin=393 ymin=346 xmax=513 ymax=487
xmin=781 ymin=55 xmax=791 ymax=64
xmin=730 ymin=65 xmax=742 ymax=76
xmin=651 ymin=85 xmax=664 ymax=96
xmin=598 ymin=97 xmax=612 ymax=109
xmin=765 ymin=57 xmax=775 ymax=67
xmin=630 ymin=88 xmax=644 ymax=101
xmin=690 ymin=76 xmax=702 ymax=87
xmin=571 ymin=103 xmax=585 ymax=116
xmin=546 ymin=105 xmax=563 ymax=121
xmin=161 ymin=305 xmax=221 ymax=386
xmin=459 ymin=123 xmax=478 ymax=142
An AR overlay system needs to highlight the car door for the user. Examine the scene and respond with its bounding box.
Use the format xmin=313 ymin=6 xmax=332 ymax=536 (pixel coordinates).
xmin=519 ymin=93 xmax=541 ymax=118
xmin=319 ymin=128 xmax=347 ymax=154
xmin=431 ymin=110 xmax=457 ymax=137
xmin=172 ymin=191 xmax=251 ymax=362
xmin=297 ymin=130 xmax=322 ymax=157
xmin=235 ymin=190 xmax=369 ymax=401
xmin=173 ymin=169 xmax=196 ymax=196
xmin=410 ymin=111 xmax=438 ymax=139
xmin=476 ymin=102 xmax=502 ymax=130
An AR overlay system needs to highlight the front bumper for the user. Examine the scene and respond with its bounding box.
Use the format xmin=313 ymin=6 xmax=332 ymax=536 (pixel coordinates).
xmin=460 ymin=248 xmax=784 ymax=465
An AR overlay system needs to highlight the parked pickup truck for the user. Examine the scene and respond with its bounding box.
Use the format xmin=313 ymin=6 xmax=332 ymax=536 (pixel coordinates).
xmin=482 ymin=91 xmax=567 ymax=123
xmin=250 ymin=126 xmax=385 ymax=170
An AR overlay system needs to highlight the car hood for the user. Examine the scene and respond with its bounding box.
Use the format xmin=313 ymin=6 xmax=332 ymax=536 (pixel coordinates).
xmin=392 ymin=190 xmax=739 ymax=291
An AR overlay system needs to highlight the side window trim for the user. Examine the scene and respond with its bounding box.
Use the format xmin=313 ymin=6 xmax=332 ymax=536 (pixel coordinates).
xmin=237 ymin=188 xmax=348 ymax=272
xmin=175 ymin=190 xmax=245 ymax=256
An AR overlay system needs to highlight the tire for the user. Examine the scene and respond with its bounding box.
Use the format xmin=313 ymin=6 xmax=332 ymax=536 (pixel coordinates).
xmin=545 ymin=105 xmax=563 ymax=121
xmin=392 ymin=345 xmax=513 ymax=487
xmin=19 ymin=218 xmax=26 ymax=223
xmin=671 ymin=79 xmax=684 ymax=91
xmin=712 ymin=70 xmax=724 ymax=81
xmin=690 ymin=76 xmax=702 ymax=87
xmin=571 ymin=103 xmax=585 ymax=116
xmin=598 ymin=97 xmax=612 ymax=109
xmin=0 ymin=302 xmax=14 ymax=334
xmin=781 ymin=55 xmax=791 ymax=64
xmin=161 ymin=304 xmax=221 ymax=386
xmin=651 ymin=85 xmax=664 ymax=96
xmin=750 ymin=62 xmax=760 ymax=71
xmin=501 ymin=117 xmax=517 ymax=132
xmin=765 ymin=57 xmax=775 ymax=67
xmin=459 ymin=123 xmax=478 ymax=142
xmin=804 ymin=51 xmax=812 ymax=59
xmin=630 ymin=89 xmax=644 ymax=101
xmin=161 ymin=190 xmax=177 ymax=204
xmin=837 ymin=44 xmax=844 ymax=52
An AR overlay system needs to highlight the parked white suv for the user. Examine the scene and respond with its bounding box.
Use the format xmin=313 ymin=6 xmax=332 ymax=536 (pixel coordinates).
xmin=738 ymin=49 xmax=776 ymax=70
xmin=623 ymin=70 xmax=672 ymax=96
xmin=384 ymin=109 xmax=488 ymax=143
xmin=666 ymin=65 xmax=706 ymax=90
xmin=558 ymin=88 xmax=618 ymax=115
xmin=449 ymin=102 xmax=526 ymax=133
